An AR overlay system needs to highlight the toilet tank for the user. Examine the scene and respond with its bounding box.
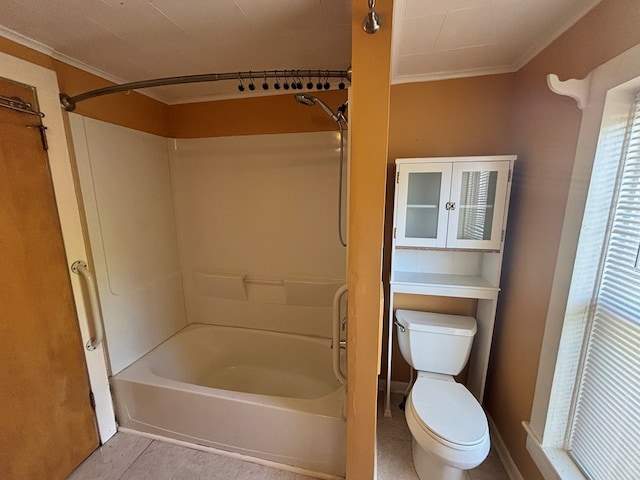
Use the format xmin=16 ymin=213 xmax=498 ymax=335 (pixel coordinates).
xmin=395 ymin=310 xmax=477 ymax=375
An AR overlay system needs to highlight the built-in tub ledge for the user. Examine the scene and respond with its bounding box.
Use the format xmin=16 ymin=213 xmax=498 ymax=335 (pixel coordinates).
xmin=547 ymin=73 xmax=592 ymax=110
xmin=193 ymin=270 xmax=345 ymax=307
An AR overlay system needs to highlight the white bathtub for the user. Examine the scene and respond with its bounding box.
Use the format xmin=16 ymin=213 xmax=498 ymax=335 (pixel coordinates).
xmin=110 ymin=323 xmax=346 ymax=477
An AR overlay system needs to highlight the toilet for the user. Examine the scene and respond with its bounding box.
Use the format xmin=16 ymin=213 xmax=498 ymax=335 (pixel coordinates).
xmin=395 ymin=309 xmax=490 ymax=480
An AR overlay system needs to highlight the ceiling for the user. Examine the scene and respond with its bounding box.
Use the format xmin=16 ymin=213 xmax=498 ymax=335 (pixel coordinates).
xmin=0 ymin=0 xmax=602 ymax=104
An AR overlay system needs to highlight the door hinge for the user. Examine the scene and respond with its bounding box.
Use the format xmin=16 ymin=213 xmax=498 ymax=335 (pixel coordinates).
xmin=396 ymin=171 xmax=400 ymax=184
xmin=508 ymin=169 xmax=512 ymax=182
xmin=501 ymin=229 xmax=505 ymax=242
xmin=89 ymin=390 xmax=96 ymax=410
xmin=393 ymin=227 xmax=397 ymax=239
xmin=27 ymin=123 xmax=48 ymax=151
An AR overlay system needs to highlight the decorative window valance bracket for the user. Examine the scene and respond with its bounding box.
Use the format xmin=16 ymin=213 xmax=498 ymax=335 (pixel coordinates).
xmin=546 ymin=73 xmax=592 ymax=110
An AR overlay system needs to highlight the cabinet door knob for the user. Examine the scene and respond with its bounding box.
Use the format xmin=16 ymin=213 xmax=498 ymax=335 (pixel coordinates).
xmin=445 ymin=202 xmax=456 ymax=211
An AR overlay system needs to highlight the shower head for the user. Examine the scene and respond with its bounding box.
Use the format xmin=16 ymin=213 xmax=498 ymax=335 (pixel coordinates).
xmin=294 ymin=94 xmax=340 ymax=122
xmin=294 ymin=93 xmax=316 ymax=106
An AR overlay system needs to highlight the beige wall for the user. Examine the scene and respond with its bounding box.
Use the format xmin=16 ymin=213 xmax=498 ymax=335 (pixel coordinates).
xmin=484 ymin=1 xmax=640 ymax=479
xmin=384 ymin=74 xmax=516 ymax=381
xmin=385 ymin=1 xmax=640 ymax=478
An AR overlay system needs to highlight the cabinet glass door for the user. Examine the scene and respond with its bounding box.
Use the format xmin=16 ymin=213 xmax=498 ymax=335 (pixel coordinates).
xmin=448 ymin=162 xmax=510 ymax=250
xmin=396 ymin=164 xmax=451 ymax=247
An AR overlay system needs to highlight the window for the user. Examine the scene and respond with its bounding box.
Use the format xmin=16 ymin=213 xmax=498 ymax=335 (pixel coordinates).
xmin=566 ymin=94 xmax=640 ymax=479
xmin=524 ymin=44 xmax=640 ymax=480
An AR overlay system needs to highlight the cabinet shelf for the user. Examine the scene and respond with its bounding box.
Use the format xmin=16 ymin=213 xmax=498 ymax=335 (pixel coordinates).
xmin=391 ymin=271 xmax=499 ymax=299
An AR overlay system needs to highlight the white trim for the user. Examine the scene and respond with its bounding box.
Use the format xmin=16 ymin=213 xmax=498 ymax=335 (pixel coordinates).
xmin=0 ymin=50 xmax=117 ymax=443
xmin=486 ymin=415 xmax=524 ymax=480
xmin=526 ymin=43 xmax=640 ymax=479
xmin=377 ymin=378 xmax=411 ymax=395
xmin=523 ymin=422 xmax=585 ymax=480
xmin=391 ymin=64 xmax=516 ymax=86
xmin=546 ymin=74 xmax=592 ymax=110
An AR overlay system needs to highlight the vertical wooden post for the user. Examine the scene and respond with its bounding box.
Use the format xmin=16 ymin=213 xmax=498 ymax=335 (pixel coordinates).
xmin=346 ymin=0 xmax=393 ymax=478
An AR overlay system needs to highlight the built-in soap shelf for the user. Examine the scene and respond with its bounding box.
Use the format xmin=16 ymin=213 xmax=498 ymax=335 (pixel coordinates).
xmin=193 ymin=271 xmax=345 ymax=307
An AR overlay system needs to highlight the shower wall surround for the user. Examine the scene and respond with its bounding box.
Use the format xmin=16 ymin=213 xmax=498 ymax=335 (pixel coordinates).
xmin=70 ymin=115 xmax=346 ymax=374
xmin=170 ymin=133 xmax=346 ymax=338
xmin=70 ymin=115 xmax=186 ymax=374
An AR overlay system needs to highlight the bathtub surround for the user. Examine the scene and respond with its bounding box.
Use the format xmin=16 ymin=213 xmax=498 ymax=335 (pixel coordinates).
xmin=170 ymin=133 xmax=346 ymax=337
xmin=70 ymin=116 xmax=186 ymax=374
xmin=70 ymin=115 xmax=347 ymax=371
xmin=69 ymin=114 xmax=347 ymax=476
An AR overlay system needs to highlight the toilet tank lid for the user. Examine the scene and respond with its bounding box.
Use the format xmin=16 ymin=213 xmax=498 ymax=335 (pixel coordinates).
xmin=396 ymin=310 xmax=476 ymax=336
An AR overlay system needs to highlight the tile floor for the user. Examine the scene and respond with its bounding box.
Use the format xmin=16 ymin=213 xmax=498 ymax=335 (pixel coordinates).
xmin=68 ymin=393 xmax=508 ymax=480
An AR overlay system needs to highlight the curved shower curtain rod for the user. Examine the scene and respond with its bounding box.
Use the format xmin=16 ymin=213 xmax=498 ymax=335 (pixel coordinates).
xmin=59 ymin=67 xmax=351 ymax=111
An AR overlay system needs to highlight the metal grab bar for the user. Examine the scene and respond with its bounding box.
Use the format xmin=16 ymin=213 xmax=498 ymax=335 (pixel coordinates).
xmin=71 ymin=260 xmax=104 ymax=351
xmin=332 ymin=284 xmax=348 ymax=385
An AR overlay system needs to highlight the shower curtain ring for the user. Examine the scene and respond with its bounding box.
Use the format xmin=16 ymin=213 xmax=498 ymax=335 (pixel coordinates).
xmin=306 ymin=71 xmax=314 ymax=90
xmin=237 ymin=73 xmax=245 ymax=92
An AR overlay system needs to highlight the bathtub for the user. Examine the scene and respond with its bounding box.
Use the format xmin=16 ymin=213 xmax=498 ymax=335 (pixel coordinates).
xmin=110 ymin=323 xmax=346 ymax=477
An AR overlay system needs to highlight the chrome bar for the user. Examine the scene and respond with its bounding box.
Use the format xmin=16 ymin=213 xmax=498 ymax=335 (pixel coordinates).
xmin=0 ymin=94 xmax=45 ymax=117
xmin=71 ymin=260 xmax=104 ymax=351
xmin=332 ymin=284 xmax=348 ymax=385
xmin=60 ymin=67 xmax=352 ymax=111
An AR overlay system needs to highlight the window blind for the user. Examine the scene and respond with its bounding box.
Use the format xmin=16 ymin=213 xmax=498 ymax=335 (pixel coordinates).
xmin=567 ymin=94 xmax=640 ymax=479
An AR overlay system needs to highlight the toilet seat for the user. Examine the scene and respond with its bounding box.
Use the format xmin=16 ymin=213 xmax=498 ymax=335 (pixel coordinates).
xmin=405 ymin=376 xmax=490 ymax=471
xmin=408 ymin=376 xmax=489 ymax=449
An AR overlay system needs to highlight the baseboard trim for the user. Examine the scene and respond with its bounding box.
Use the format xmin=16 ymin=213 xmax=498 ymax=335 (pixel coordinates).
xmin=377 ymin=378 xmax=410 ymax=394
xmin=487 ymin=415 xmax=525 ymax=480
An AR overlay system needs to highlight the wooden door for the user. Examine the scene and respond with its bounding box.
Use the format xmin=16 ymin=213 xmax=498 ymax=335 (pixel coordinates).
xmin=0 ymin=77 xmax=99 ymax=479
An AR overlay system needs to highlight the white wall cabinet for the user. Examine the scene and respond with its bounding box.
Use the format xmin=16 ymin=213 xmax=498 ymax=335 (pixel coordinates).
xmin=395 ymin=159 xmax=511 ymax=250
xmin=384 ymin=155 xmax=516 ymax=417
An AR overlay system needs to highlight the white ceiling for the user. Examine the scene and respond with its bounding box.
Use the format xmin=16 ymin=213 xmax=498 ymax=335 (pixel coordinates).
xmin=0 ymin=0 xmax=602 ymax=104
xmin=392 ymin=0 xmax=602 ymax=83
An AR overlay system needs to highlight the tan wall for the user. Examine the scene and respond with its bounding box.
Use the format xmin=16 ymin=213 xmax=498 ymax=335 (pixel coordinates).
xmin=168 ymin=90 xmax=347 ymax=138
xmin=384 ymin=75 xmax=516 ymax=381
xmin=484 ymin=1 xmax=640 ymax=479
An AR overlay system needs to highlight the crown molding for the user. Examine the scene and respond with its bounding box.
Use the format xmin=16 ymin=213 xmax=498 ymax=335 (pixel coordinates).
xmin=391 ymin=64 xmax=517 ymax=85
xmin=0 ymin=26 xmax=167 ymax=104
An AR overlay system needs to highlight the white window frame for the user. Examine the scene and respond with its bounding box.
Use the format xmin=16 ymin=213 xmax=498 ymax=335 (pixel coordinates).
xmin=524 ymin=44 xmax=640 ymax=480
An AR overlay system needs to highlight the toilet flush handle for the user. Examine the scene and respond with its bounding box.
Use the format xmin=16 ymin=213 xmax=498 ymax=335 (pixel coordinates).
xmin=394 ymin=319 xmax=405 ymax=333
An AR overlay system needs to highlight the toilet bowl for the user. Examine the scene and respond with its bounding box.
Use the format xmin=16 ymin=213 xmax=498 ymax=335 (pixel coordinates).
xmin=405 ymin=373 xmax=490 ymax=479
xmin=395 ymin=310 xmax=490 ymax=480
